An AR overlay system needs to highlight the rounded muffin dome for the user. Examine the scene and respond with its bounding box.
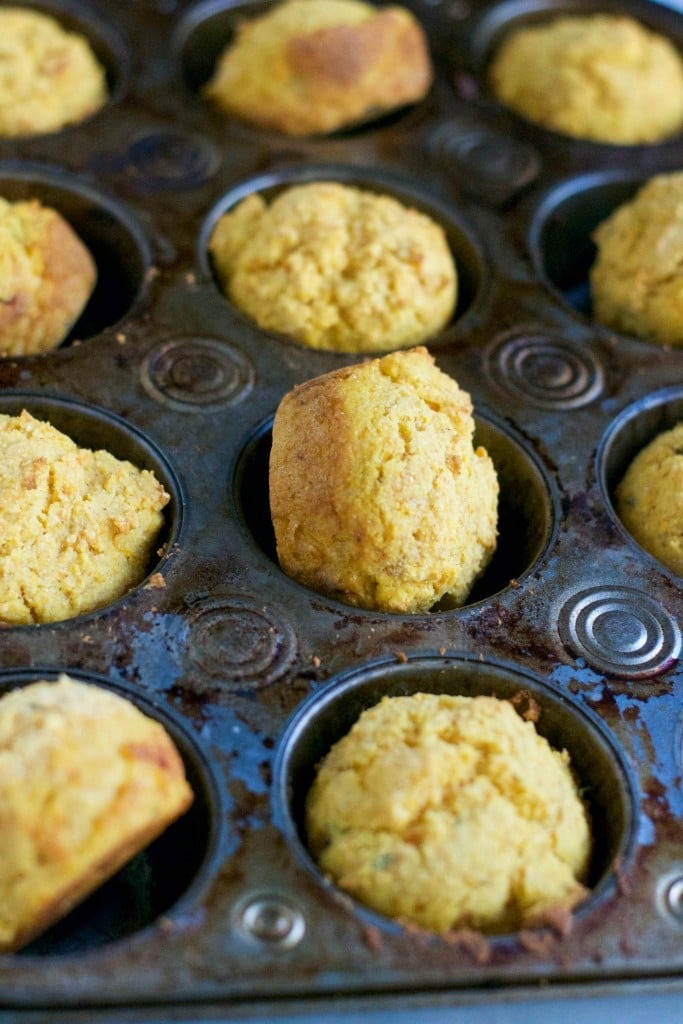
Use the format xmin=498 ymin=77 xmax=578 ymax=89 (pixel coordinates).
xmin=615 ymin=421 xmax=683 ymax=575
xmin=202 ymin=0 xmax=432 ymax=136
xmin=0 ymin=675 xmax=194 ymax=953
xmin=305 ymin=691 xmax=591 ymax=934
xmin=489 ymin=13 xmax=683 ymax=145
xmin=269 ymin=347 xmax=498 ymax=612
xmin=209 ymin=181 xmax=457 ymax=353
xmin=590 ymin=172 xmax=683 ymax=347
xmin=0 ymin=197 xmax=96 ymax=356
xmin=0 ymin=410 xmax=169 ymax=625
xmin=0 ymin=7 xmax=107 ymax=137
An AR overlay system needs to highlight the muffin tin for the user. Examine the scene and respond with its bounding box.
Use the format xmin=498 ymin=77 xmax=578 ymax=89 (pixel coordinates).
xmin=0 ymin=0 xmax=681 ymax=1020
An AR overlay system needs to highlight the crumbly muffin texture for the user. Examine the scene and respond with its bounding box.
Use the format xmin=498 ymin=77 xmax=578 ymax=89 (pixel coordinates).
xmin=0 ymin=7 xmax=107 ymax=137
xmin=590 ymin=173 xmax=683 ymax=348
xmin=203 ymin=0 xmax=432 ymax=136
xmin=615 ymin=422 xmax=683 ymax=577
xmin=0 ymin=675 xmax=194 ymax=953
xmin=0 ymin=197 xmax=96 ymax=356
xmin=210 ymin=182 xmax=456 ymax=353
xmin=489 ymin=14 xmax=683 ymax=144
xmin=269 ymin=347 xmax=498 ymax=613
xmin=0 ymin=410 xmax=170 ymax=625
xmin=306 ymin=692 xmax=591 ymax=934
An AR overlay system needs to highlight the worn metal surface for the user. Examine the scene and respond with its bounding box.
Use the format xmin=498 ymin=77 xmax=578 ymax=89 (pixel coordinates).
xmin=0 ymin=0 xmax=681 ymax=1019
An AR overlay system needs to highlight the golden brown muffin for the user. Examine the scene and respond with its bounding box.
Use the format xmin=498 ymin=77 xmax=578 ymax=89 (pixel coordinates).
xmin=0 ymin=675 xmax=194 ymax=953
xmin=306 ymin=692 xmax=591 ymax=934
xmin=209 ymin=182 xmax=456 ymax=353
xmin=615 ymin=421 xmax=683 ymax=576
xmin=590 ymin=173 xmax=683 ymax=348
xmin=269 ymin=347 xmax=498 ymax=612
xmin=203 ymin=0 xmax=432 ymax=136
xmin=0 ymin=410 xmax=170 ymax=625
xmin=0 ymin=7 xmax=107 ymax=137
xmin=0 ymin=197 xmax=97 ymax=356
xmin=489 ymin=14 xmax=683 ymax=144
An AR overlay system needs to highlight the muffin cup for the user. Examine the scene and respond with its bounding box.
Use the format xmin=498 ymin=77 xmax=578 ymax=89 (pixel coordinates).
xmin=0 ymin=668 xmax=219 ymax=956
xmin=468 ymin=0 xmax=683 ymax=150
xmin=597 ymin=385 xmax=683 ymax=578
xmin=234 ymin=407 xmax=558 ymax=611
xmin=200 ymin=162 xmax=486 ymax=351
xmin=0 ymin=164 xmax=150 ymax=349
xmin=0 ymin=390 xmax=184 ymax=625
xmin=273 ymin=653 xmax=638 ymax=936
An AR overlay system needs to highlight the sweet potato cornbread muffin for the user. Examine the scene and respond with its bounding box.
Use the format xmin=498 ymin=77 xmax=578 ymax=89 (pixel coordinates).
xmin=0 ymin=410 xmax=170 ymax=625
xmin=306 ymin=692 xmax=592 ymax=934
xmin=0 ymin=7 xmax=107 ymax=137
xmin=209 ymin=182 xmax=456 ymax=353
xmin=203 ymin=0 xmax=432 ymax=136
xmin=615 ymin=422 xmax=683 ymax=577
xmin=590 ymin=173 xmax=683 ymax=348
xmin=269 ymin=347 xmax=498 ymax=612
xmin=489 ymin=13 xmax=683 ymax=144
xmin=0 ymin=197 xmax=96 ymax=356
xmin=0 ymin=675 xmax=194 ymax=953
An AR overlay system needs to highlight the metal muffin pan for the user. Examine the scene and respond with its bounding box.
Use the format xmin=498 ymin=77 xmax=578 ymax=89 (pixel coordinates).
xmin=0 ymin=0 xmax=681 ymax=1020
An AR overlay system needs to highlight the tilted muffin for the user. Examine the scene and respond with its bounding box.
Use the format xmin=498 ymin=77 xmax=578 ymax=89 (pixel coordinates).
xmin=0 ymin=410 xmax=170 ymax=625
xmin=203 ymin=0 xmax=432 ymax=136
xmin=0 ymin=7 xmax=107 ymax=137
xmin=0 ymin=675 xmax=194 ymax=953
xmin=269 ymin=347 xmax=498 ymax=612
xmin=306 ymin=692 xmax=591 ymax=934
xmin=0 ymin=197 xmax=97 ymax=356
xmin=615 ymin=421 xmax=683 ymax=576
xmin=209 ymin=182 xmax=456 ymax=353
xmin=489 ymin=13 xmax=683 ymax=145
xmin=590 ymin=173 xmax=683 ymax=348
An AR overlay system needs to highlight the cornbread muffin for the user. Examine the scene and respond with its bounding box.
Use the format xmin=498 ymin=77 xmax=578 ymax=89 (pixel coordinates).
xmin=489 ymin=14 xmax=683 ymax=144
xmin=0 ymin=7 xmax=107 ymax=137
xmin=615 ymin=422 xmax=683 ymax=576
xmin=0 ymin=675 xmax=194 ymax=953
xmin=210 ymin=182 xmax=456 ymax=352
xmin=0 ymin=410 xmax=170 ymax=625
xmin=269 ymin=347 xmax=498 ymax=612
xmin=203 ymin=0 xmax=432 ymax=136
xmin=306 ymin=692 xmax=591 ymax=934
xmin=590 ymin=173 xmax=683 ymax=348
xmin=0 ymin=197 xmax=97 ymax=356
